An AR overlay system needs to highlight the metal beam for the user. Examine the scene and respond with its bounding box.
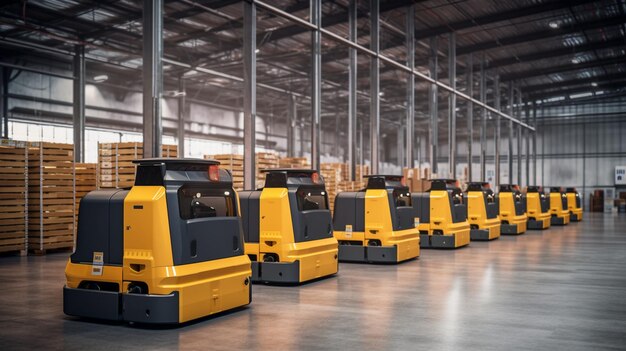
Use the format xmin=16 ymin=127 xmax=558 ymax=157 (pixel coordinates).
xmin=524 ymin=71 xmax=626 ymax=94
xmin=466 ymin=53 xmax=473 ymax=182
xmin=405 ymin=4 xmax=415 ymax=169
xmin=142 ymin=0 xmax=163 ymax=158
xmin=508 ymin=81 xmax=514 ymax=184
xmin=429 ymin=37 xmax=439 ymax=175
xmin=73 ymin=45 xmax=85 ymax=162
xmin=243 ymin=0 xmax=256 ymax=190
xmin=252 ymin=0 xmax=534 ymax=131
xmin=524 ymin=97 xmax=530 ymax=187
xmin=533 ymin=102 xmax=537 ymax=185
xmin=479 ymin=54 xmax=486 ymax=181
xmin=414 ymin=0 xmax=597 ymax=41
xmin=310 ymin=0 xmax=321 ymax=171
xmin=517 ymin=86 xmax=522 ymax=186
xmin=370 ymin=0 xmax=380 ymax=174
xmin=348 ymin=0 xmax=357 ymax=180
xmin=177 ymin=77 xmax=186 ymax=157
xmin=0 ymin=67 xmax=7 ymax=139
xmin=494 ymin=74 xmax=501 ymax=188
xmin=448 ymin=32 xmax=457 ymax=179
xmin=287 ymin=94 xmax=296 ymax=157
xmin=458 ymin=15 xmax=626 ymax=56
xmin=502 ymin=56 xmax=625 ymax=82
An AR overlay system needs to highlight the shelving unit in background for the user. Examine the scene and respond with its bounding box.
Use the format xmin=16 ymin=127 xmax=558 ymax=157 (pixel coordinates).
xmin=98 ymin=142 xmax=178 ymax=189
xmin=0 ymin=142 xmax=28 ymax=255
xmin=28 ymin=142 xmax=75 ymax=254
xmin=74 ymin=163 xmax=97 ymax=236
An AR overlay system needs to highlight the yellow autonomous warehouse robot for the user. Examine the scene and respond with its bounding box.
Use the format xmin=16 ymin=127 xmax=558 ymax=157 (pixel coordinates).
xmin=64 ymin=159 xmax=252 ymax=324
xmin=465 ymin=182 xmax=501 ymax=241
xmin=239 ymin=169 xmax=338 ymax=283
xmin=524 ymin=186 xmax=551 ymax=230
xmin=412 ymin=179 xmax=471 ymax=249
xmin=549 ymin=187 xmax=571 ymax=225
xmin=566 ymin=187 xmax=583 ymax=222
xmin=497 ymin=184 xmax=527 ymax=234
xmin=333 ymin=175 xmax=420 ymax=263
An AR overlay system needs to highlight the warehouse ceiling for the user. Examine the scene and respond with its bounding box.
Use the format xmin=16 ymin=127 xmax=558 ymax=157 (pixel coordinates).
xmin=0 ymin=0 xmax=625 ymax=137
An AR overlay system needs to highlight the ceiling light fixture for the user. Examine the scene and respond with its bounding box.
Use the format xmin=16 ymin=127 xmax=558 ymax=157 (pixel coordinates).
xmin=591 ymin=82 xmax=598 ymax=87
xmin=548 ymin=21 xmax=559 ymax=29
xmin=571 ymin=58 xmax=580 ymax=64
xmin=255 ymin=49 xmax=260 ymax=54
xmin=93 ymin=74 xmax=108 ymax=83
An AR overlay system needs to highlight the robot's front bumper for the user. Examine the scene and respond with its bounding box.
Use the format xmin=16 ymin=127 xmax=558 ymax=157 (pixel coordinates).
xmin=63 ymin=286 xmax=179 ymax=324
xmin=421 ymin=231 xmax=470 ymax=249
xmin=338 ymin=242 xmax=418 ymax=264
xmin=528 ymin=216 xmax=551 ymax=230
xmin=251 ymin=260 xmax=301 ymax=284
xmin=551 ymin=214 xmax=570 ymax=225
xmin=570 ymin=210 xmax=583 ymax=222
xmin=470 ymin=224 xmax=501 ymax=241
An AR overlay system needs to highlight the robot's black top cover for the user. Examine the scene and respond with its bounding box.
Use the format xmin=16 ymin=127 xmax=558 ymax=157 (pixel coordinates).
xmin=466 ymin=182 xmax=490 ymax=192
xmin=566 ymin=187 xmax=577 ymax=193
xmin=365 ymin=175 xmax=404 ymax=190
xmin=132 ymin=158 xmax=232 ymax=187
xmin=430 ymin=179 xmax=460 ymax=191
xmin=550 ymin=186 xmax=563 ymax=193
xmin=526 ymin=186 xmax=542 ymax=193
xmin=262 ymin=168 xmax=324 ymax=188
xmin=499 ymin=184 xmax=519 ymax=193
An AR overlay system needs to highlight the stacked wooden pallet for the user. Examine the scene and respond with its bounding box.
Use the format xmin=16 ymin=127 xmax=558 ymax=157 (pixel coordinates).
xmin=0 ymin=142 xmax=28 ymax=254
xmin=338 ymin=180 xmax=366 ymax=193
xmin=98 ymin=142 xmax=178 ymax=189
xmin=278 ymin=157 xmax=311 ymax=169
xmin=206 ymin=154 xmax=244 ymax=191
xmin=28 ymin=142 xmax=75 ymax=253
xmin=355 ymin=164 xmax=370 ymax=181
xmin=320 ymin=163 xmax=342 ymax=213
xmin=74 ymin=163 xmax=97 ymax=235
xmin=256 ymin=152 xmax=279 ymax=189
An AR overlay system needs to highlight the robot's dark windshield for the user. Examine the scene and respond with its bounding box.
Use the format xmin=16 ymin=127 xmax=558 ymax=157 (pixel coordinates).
xmin=296 ymin=187 xmax=328 ymax=211
xmin=178 ymin=185 xmax=237 ymax=219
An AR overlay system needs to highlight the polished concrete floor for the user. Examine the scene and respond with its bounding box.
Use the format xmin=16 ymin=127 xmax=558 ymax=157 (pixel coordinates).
xmin=1 ymin=213 xmax=625 ymax=350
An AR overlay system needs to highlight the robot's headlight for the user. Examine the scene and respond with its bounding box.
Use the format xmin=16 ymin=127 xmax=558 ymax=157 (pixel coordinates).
xmin=208 ymin=165 xmax=220 ymax=181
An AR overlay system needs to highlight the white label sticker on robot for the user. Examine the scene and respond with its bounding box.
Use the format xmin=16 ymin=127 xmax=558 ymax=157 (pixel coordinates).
xmin=345 ymin=225 xmax=352 ymax=238
xmin=414 ymin=217 xmax=420 ymax=228
xmin=92 ymin=251 xmax=104 ymax=276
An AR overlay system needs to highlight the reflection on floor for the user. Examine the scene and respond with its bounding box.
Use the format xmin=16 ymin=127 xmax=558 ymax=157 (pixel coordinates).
xmin=1 ymin=213 xmax=625 ymax=350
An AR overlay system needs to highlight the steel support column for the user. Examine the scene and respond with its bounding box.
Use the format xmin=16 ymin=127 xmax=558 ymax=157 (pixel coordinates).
xmin=287 ymin=94 xmax=296 ymax=157
xmin=508 ymin=81 xmax=514 ymax=184
xmin=494 ymin=74 xmax=501 ymax=188
xmin=466 ymin=53 xmax=473 ymax=182
xmin=310 ymin=0 xmax=321 ymax=171
xmin=73 ymin=45 xmax=85 ymax=162
xmin=525 ymin=100 xmax=530 ymax=187
xmin=429 ymin=37 xmax=439 ymax=175
xmin=448 ymin=32 xmax=457 ymax=179
xmin=1 ymin=67 xmax=8 ymax=139
xmin=243 ymin=0 xmax=256 ymax=189
xmin=142 ymin=0 xmax=163 ymax=158
xmin=516 ymin=86 xmax=522 ymax=186
xmin=177 ymin=77 xmax=186 ymax=157
xmin=479 ymin=54 xmax=486 ymax=180
xmin=405 ymin=4 xmax=415 ymax=169
xmin=533 ymin=102 xmax=538 ymax=184
xmin=348 ymin=0 xmax=357 ymax=180
xmin=369 ymin=0 xmax=380 ymax=174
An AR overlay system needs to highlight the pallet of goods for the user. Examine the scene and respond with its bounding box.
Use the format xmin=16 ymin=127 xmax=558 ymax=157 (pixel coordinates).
xmin=206 ymin=154 xmax=244 ymax=191
xmin=256 ymin=152 xmax=279 ymax=189
xmin=28 ymin=142 xmax=75 ymax=254
xmin=74 ymin=163 xmax=97 ymax=235
xmin=98 ymin=142 xmax=178 ymax=189
xmin=278 ymin=157 xmax=311 ymax=169
xmin=321 ymin=163 xmax=342 ymax=213
xmin=0 ymin=142 xmax=28 ymax=255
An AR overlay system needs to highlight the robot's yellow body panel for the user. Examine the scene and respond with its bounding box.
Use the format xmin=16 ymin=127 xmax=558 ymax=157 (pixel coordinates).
xmin=64 ymin=159 xmax=251 ymax=324
xmin=333 ymin=175 xmax=420 ymax=263
xmin=497 ymin=185 xmax=527 ymax=234
xmin=466 ymin=182 xmax=501 ymax=241
xmin=413 ymin=179 xmax=471 ymax=249
xmin=566 ymin=188 xmax=583 ymax=222
xmin=549 ymin=187 xmax=571 ymax=225
xmin=240 ymin=169 xmax=338 ymax=283
xmin=524 ymin=187 xmax=551 ymax=230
